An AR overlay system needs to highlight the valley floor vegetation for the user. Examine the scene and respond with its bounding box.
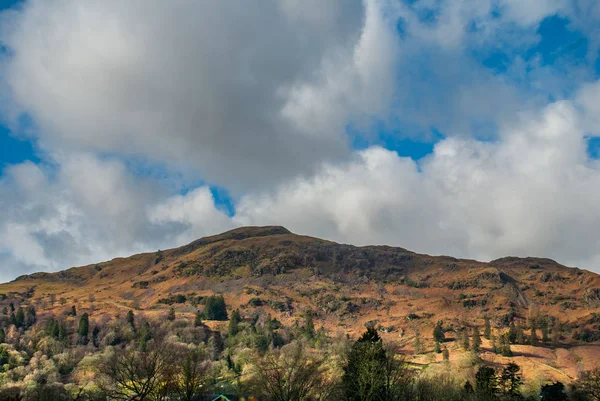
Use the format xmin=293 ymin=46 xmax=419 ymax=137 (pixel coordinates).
xmin=0 ymin=298 xmax=599 ymax=401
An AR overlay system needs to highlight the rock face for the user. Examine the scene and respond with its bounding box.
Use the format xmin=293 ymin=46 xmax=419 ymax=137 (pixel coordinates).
xmin=3 ymin=226 xmax=600 ymax=343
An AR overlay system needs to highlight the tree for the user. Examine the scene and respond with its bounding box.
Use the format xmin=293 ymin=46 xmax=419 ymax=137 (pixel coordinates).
xmin=170 ymin=348 xmax=212 ymax=401
xmin=462 ymin=328 xmax=470 ymax=351
xmin=500 ymin=333 xmax=513 ymax=356
xmin=126 ymin=310 xmax=135 ymax=328
xmin=25 ymin=306 xmax=36 ymax=328
xmin=442 ymin=347 xmax=450 ymax=362
xmin=475 ymin=366 xmax=498 ymax=396
xmin=167 ymin=307 xmax=176 ymax=321
xmin=78 ymin=313 xmax=90 ymax=345
xmin=484 ymin=317 xmax=492 ymax=340
xmin=302 ymin=311 xmax=315 ymax=340
xmin=139 ymin=322 xmax=152 ymax=352
xmin=15 ymin=307 xmax=24 ymax=328
xmin=92 ymin=326 xmax=101 ymax=347
xmin=530 ymin=325 xmax=539 ymax=346
xmin=203 ymin=295 xmax=228 ymax=321
xmin=99 ymin=346 xmax=169 ymax=400
xmin=343 ymin=327 xmax=387 ymax=401
xmin=434 ymin=341 xmax=441 ymax=354
xmin=228 ymin=309 xmax=242 ymax=337
xmin=0 ymin=328 xmax=4 ymax=344
xmin=540 ymin=382 xmax=568 ymax=401
xmin=500 ymin=363 xmax=523 ymax=399
xmin=580 ymin=367 xmax=600 ymax=401
xmin=472 ymin=328 xmax=482 ymax=352
xmin=194 ymin=311 xmax=203 ymax=327
xmin=433 ymin=321 xmax=445 ymax=343
xmin=70 ymin=305 xmax=77 ymax=316
xmin=251 ymin=342 xmax=332 ymax=401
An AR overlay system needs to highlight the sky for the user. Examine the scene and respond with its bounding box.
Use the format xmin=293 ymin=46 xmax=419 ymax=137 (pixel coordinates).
xmin=1 ymin=0 xmax=600 ymax=281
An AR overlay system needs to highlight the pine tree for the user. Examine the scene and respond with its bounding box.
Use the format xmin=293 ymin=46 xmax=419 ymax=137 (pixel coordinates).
xmin=70 ymin=305 xmax=77 ymax=317
xmin=167 ymin=307 xmax=176 ymax=321
xmin=126 ymin=310 xmax=135 ymax=328
xmin=228 ymin=309 xmax=242 ymax=337
xmin=138 ymin=321 xmax=151 ymax=352
xmin=472 ymin=328 xmax=482 ymax=352
xmin=433 ymin=320 xmax=445 ymax=343
xmin=508 ymin=321 xmax=518 ymax=343
xmin=484 ymin=317 xmax=492 ymax=340
xmin=9 ymin=303 xmax=14 ymax=313
xmin=434 ymin=341 xmax=441 ymax=353
xmin=0 ymin=328 xmax=5 ymax=344
xmin=25 ymin=306 xmax=36 ymax=328
xmin=462 ymin=328 xmax=471 ymax=351
xmin=15 ymin=307 xmax=24 ymax=328
xmin=92 ymin=326 xmax=100 ymax=347
xmin=500 ymin=363 xmax=523 ymax=398
xmin=302 ymin=311 xmax=315 ymax=340
xmin=9 ymin=312 xmax=16 ymax=326
xmin=342 ymin=327 xmax=387 ymax=401
xmin=500 ymin=334 xmax=513 ymax=356
xmin=77 ymin=313 xmax=89 ymax=345
xmin=203 ymin=295 xmax=228 ymax=320
xmin=194 ymin=311 xmax=203 ymax=327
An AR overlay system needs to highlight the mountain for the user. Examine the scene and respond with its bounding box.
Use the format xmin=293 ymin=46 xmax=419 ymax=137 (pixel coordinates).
xmin=2 ymin=225 xmax=600 ymax=381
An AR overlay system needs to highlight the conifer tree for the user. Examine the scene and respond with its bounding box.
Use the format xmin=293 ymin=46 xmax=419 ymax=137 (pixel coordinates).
xmin=78 ymin=313 xmax=89 ymax=345
xmin=472 ymin=327 xmax=482 ymax=352
xmin=194 ymin=311 xmax=203 ymax=327
xmin=302 ymin=311 xmax=315 ymax=340
xmin=126 ymin=310 xmax=135 ymax=328
xmin=15 ymin=307 xmax=24 ymax=328
xmin=484 ymin=317 xmax=492 ymax=339
xmin=167 ymin=307 xmax=176 ymax=321
xmin=462 ymin=328 xmax=471 ymax=351
xmin=228 ymin=309 xmax=242 ymax=336
xmin=0 ymin=328 xmax=5 ymax=344
xmin=70 ymin=305 xmax=77 ymax=317
xmin=530 ymin=325 xmax=539 ymax=346
xmin=433 ymin=320 xmax=445 ymax=343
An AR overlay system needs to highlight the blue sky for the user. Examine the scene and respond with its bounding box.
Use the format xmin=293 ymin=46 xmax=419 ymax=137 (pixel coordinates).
xmin=2 ymin=0 xmax=600 ymax=280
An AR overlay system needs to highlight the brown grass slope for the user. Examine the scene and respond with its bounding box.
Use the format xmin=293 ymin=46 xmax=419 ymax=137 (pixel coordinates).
xmin=2 ymin=225 xmax=600 ymax=381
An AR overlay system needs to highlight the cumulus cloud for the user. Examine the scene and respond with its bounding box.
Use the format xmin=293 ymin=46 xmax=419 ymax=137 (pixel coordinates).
xmin=0 ymin=154 xmax=231 ymax=281
xmin=237 ymin=96 xmax=600 ymax=271
xmin=0 ymin=0 xmax=397 ymax=191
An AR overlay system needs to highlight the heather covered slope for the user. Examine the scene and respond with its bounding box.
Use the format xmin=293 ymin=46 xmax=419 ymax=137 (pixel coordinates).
xmin=2 ymin=226 xmax=600 ymax=382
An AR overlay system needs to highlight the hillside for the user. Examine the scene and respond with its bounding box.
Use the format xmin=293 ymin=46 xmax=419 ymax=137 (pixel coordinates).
xmin=2 ymin=225 xmax=600 ymax=383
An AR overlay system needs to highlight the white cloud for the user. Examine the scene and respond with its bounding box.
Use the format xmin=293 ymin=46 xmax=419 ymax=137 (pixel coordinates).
xmin=0 ymin=0 xmax=397 ymax=192
xmin=236 ymin=96 xmax=600 ymax=271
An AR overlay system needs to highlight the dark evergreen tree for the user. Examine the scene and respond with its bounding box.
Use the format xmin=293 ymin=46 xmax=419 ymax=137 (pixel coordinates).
xmin=475 ymin=366 xmax=498 ymax=396
xmin=462 ymin=328 xmax=470 ymax=351
xmin=9 ymin=303 xmax=14 ymax=313
xmin=228 ymin=309 xmax=242 ymax=337
xmin=8 ymin=312 xmax=16 ymax=327
xmin=500 ymin=363 xmax=523 ymax=399
xmin=472 ymin=327 xmax=482 ymax=352
xmin=15 ymin=307 xmax=24 ymax=328
xmin=342 ymin=327 xmax=387 ymax=401
xmin=203 ymin=296 xmax=228 ymax=320
xmin=0 ymin=328 xmax=5 ymax=344
xmin=70 ymin=305 xmax=77 ymax=317
xmin=25 ymin=306 xmax=36 ymax=328
xmin=194 ymin=311 xmax=203 ymax=327
xmin=126 ymin=310 xmax=135 ymax=328
xmin=92 ymin=326 xmax=100 ymax=348
xmin=302 ymin=311 xmax=315 ymax=340
xmin=77 ymin=313 xmax=89 ymax=345
xmin=167 ymin=307 xmax=176 ymax=321
xmin=540 ymin=382 xmax=568 ymax=401
xmin=484 ymin=317 xmax=492 ymax=340
xmin=139 ymin=321 xmax=151 ymax=352
xmin=433 ymin=321 xmax=445 ymax=343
